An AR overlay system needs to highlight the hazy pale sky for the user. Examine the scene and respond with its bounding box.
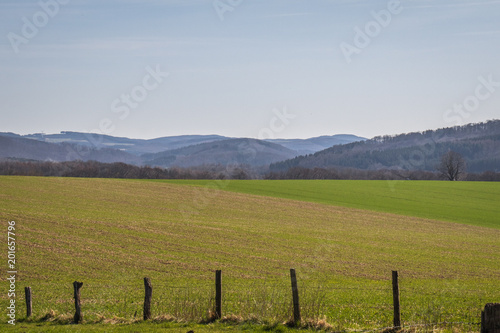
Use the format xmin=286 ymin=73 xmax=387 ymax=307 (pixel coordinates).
xmin=1 ymin=0 xmax=499 ymax=139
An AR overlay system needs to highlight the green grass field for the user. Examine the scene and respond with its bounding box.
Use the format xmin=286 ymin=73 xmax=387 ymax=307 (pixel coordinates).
xmin=160 ymin=179 xmax=500 ymax=229
xmin=1 ymin=176 xmax=499 ymax=332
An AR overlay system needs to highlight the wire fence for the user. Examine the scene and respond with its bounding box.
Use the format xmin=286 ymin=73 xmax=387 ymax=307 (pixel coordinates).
xmin=8 ymin=270 xmax=498 ymax=331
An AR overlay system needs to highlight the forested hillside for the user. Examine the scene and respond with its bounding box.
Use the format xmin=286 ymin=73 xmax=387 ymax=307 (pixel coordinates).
xmin=271 ymin=120 xmax=500 ymax=173
xmin=143 ymin=138 xmax=298 ymax=167
xmin=0 ymin=135 xmax=141 ymax=164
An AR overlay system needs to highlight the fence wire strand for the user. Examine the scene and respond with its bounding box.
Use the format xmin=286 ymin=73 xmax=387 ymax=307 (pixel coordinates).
xmin=6 ymin=275 xmax=496 ymax=331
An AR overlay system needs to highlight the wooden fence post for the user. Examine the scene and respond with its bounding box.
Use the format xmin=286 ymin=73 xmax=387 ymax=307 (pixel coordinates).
xmin=73 ymin=281 xmax=83 ymax=323
xmin=290 ymin=268 xmax=301 ymax=325
xmin=392 ymin=271 xmax=401 ymax=328
xmin=24 ymin=287 xmax=32 ymax=318
xmin=215 ymin=270 xmax=222 ymax=319
xmin=143 ymin=277 xmax=152 ymax=320
xmin=481 ymin=303 xmax=500 ymax=333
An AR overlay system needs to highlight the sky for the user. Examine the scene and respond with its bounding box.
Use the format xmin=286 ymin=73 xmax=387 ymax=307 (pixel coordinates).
xmin=1 ymin=0 xmax=500 ymax=140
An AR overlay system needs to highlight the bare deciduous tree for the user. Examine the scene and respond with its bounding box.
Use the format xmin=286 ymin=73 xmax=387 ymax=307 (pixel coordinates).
xmin=437 ymin=151 xmax=466 ymax=181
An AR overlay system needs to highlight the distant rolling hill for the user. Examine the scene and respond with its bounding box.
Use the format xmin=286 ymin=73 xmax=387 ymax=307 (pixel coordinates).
xmin=3 ymin=121 xmax=499 ymax=173
xmin=5 ymin=132 xmax=365 ymax=156
xmin=0 ymin=131 xmax=365 ymax=168
xmin=266 ymin=134 xmax=366 ymax=155
xmin=5 ymin=131 xmax=366 ymax=156
xmin=0 ymin=135 xmax=142 ymax=164
xmin=271 ymin=120 xmax=500 ymax=173
xmin=10 ymin=132 xmax=229 ymax=155
xmin=142 ymin=138 xmax=298 ymax=167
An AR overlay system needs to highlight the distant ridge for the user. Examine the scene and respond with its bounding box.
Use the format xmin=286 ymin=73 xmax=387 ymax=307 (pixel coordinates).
xmin=0 ymin=135 xmax=141 ymax=164
xmin=1 ymin=121 xmax=499 ymax=175
xmin=0 ymin=131 xmax=365 ymax=167
xmin=270 ymin=120 xmax=500 ymax=173
xmin=143 ymin=138 xmax=298 ymax=167
xmin=266 ymin=134 xmax=366 ymax=155
xmin=11 ymin=132 xmax=229 ymax=155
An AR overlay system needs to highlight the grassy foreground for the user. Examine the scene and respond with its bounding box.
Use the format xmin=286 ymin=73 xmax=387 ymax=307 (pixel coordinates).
xmin=160 ymin=179 xmax=500 ymax=229
xmin=0 ymin=176 xmax=499 ymax=332
xmin=9 ymin=321 xmax=304 ymax=332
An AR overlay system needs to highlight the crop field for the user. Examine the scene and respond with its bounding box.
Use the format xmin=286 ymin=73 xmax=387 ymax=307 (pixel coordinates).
xmin=161 ymin=179 xmax=500 ymax=229
xmin=0 ymin=176 xmax=499 ymax=332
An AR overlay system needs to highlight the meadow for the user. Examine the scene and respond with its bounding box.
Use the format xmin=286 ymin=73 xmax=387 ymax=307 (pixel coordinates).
xmin=161 ymin=179 xmax=500 ymax=229
xmin=0 ymin=176 xmax=499 ymax=332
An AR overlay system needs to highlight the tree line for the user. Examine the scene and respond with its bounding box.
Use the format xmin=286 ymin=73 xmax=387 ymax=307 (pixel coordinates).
xmin=0 ymin=160 xmax=251 ymax=180
xmin=1 ymin=159 xmax=499 ymax=181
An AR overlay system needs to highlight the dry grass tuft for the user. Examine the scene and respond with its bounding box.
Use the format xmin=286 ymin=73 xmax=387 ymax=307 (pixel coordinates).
xmin=40 ymin=309 xmax=58 ymax=322
xmin=303 ymin=317 xmax=334 ymax=331
xmin=245 ymin=314 xmax=261 ymax=324
xmin=39 ymin=310 xmax=73 ymax=324
xmin=220 ymin=314 xmax=244 ymax=324
xmin=200 ymin=309 xmax=218 ymax=324
xmin=153 ymin=314 xmax=179 ymax=323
